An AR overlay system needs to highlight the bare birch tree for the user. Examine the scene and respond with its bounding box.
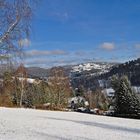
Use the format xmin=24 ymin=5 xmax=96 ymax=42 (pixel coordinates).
xmin=0 ymin=0 xmax=35 ymax=60
xmin=15 ymin=63 xmax=27 ymax=107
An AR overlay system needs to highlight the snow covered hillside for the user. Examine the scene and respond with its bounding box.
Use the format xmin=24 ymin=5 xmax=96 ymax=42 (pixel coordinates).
xmin=71 ymin=62 xmax=114 ymax=73
xmin=0 ymin=108 xmax=140 ymax=140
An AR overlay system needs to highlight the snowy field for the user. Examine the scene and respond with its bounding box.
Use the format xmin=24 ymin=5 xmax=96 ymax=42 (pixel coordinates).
xmin=0 ymin=107 xmax=140 ymax=140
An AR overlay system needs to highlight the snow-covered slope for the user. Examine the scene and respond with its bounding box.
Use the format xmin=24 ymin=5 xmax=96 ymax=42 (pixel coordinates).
xmin=71 ymin=62 xmax=115 ymax=74
xmin=0 ymin=107 xmax=140 ymax=140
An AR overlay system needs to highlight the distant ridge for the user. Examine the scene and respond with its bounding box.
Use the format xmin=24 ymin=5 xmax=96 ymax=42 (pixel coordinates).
xmin=100 ymin=58 xmax=140 ymax=86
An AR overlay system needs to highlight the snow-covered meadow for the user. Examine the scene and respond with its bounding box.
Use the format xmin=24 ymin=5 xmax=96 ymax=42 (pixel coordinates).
xmin=0 ymin=107 xmax=140 ymax=140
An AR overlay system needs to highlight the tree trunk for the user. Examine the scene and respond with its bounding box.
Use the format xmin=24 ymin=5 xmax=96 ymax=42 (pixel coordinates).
xmin=20 ymin=75 xmax=24 ymax=107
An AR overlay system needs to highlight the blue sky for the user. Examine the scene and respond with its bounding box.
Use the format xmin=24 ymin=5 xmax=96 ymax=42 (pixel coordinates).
xmin=23 ymin=0 xmax=140 ymax=68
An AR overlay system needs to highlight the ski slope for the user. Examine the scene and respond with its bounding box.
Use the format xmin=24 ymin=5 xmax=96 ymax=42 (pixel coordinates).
xmin=0 ymin=107 xmax=140 ymax=140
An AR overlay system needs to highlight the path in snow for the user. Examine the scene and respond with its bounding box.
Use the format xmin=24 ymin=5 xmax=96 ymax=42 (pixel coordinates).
xmin=0 ymin=107 xmax=140 ymax=140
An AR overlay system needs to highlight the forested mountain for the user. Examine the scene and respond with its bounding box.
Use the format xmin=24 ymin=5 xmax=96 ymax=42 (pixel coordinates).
xmin=100 ymin=58 xmax=140 ymax=86
xmin=26 ymin=67 xmax=50 ymax=79
xmin=70 ymin=62 xmax=116 ymax=90
xmin=1 ymin=58 xmax=140 ymax=88
xmin=0 ymin=62 xmax=116 ymax=90
xmin=70 ymin=58 xmax=140 ymax=89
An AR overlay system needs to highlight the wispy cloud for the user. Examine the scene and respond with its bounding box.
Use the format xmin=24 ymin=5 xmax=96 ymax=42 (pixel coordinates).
xmin=18 ymin=38 xmax=31 ymax=47
xmin=25 ymin=50 xmax=68 ymax=57
xmin=49 ymin=12 xmax=69 ymax=21
xmin=23 ymin=40 xmax=139 ymax=68
xmin=25 ymin=58 xmax=82 ymax=68
xmin=100 ymin=42 xmax=115 ymax=51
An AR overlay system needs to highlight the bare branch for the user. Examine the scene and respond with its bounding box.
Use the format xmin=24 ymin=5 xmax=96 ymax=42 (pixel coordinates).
xmin=0 ymin=16 xmax=20 ymax=45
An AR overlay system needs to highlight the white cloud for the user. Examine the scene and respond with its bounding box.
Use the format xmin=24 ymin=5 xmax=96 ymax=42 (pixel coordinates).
xmin=18 ymin=38 xmax=31 ymax=47
xmin=100 ymin=42 xmax=115 ymax=51
xmin=25 ymin=58 xmax=79 ymax=68
xmin=26 ymin=50 xmax=68 ymax=57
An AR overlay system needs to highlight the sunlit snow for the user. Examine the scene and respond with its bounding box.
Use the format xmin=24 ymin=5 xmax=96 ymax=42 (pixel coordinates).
xmin=0 ymin=107 xmax=140 ymax=140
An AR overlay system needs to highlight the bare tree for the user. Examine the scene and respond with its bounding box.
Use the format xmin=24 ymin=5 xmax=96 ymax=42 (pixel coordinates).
xmin=0 ymin=0 xmax=35 ymax=60
xmin=15 ymin=63 xmax=27 ymax=107
xmin=47 ymin=67 xmax=72 ymax=109
xmin=85 ymin=89 xmax=109 ymax=110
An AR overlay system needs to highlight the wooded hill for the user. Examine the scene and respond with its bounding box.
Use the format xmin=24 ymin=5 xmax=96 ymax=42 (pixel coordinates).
xmin=100 ymin=58 xmax=140 ymax=86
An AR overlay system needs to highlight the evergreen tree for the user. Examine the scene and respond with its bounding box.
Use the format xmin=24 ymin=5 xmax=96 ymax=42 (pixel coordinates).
xmin=111 ymin=75 xmax=140 ymax=115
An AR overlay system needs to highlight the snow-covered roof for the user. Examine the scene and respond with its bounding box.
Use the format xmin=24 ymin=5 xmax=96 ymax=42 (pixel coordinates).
xmin=17 ymin=77 xmax=36 ymax=84
xmin=68 ymin=96 xmax=85 ymax=104
xmin=132 ymin=86 xmax=140 ymax=94
xmin=102 ymin=88 xmax=115 ymax=97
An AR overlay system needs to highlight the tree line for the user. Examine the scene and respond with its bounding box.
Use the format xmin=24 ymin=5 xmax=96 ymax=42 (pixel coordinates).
xmin=0 ymin=65 xmax=72 ymax=110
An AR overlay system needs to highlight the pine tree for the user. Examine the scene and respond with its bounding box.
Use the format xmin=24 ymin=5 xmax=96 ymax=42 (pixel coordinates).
xmin=112 ymin=76 xmax=140 ymax=115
